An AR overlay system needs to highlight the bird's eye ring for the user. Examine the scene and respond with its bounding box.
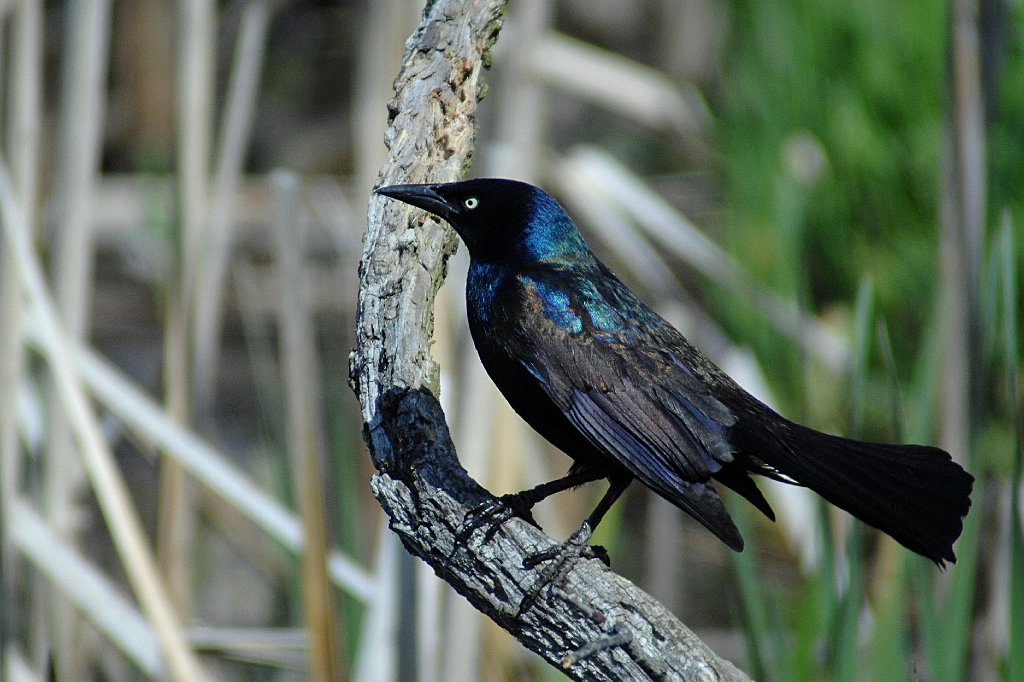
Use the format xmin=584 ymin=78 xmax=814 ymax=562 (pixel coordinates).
xmin=463 ymin=197 xmax=479 ymax=210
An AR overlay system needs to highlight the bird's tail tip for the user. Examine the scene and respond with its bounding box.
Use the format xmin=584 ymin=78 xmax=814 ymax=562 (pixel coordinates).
xmin=759 ymin=422 xmax=973 ymax=566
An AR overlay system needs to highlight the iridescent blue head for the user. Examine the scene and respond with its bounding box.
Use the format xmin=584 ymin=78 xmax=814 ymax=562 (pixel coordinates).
xmin=375 ymin=178 xmax=588 ymax=265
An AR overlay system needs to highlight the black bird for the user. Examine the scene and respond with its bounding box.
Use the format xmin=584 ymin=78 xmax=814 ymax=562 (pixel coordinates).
xmin=375 ymin=178 xmax=973 ymax=566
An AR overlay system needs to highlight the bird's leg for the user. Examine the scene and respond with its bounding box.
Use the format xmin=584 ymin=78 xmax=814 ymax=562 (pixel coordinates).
xmin=458 ymin=468 xmax=605 ymax=544
xmin=519 ymin=476 xmax=632 ymax=613
xmin=523 ymin=475 xmax=630 ymax=567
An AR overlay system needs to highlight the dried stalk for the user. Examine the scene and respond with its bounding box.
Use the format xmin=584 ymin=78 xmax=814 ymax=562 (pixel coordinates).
xmin=20 ymin=315 xmax=375 ymax=601
xmin=1 ymin=0 xmax=43 ymax=674
xmin=154 ymin=0 xmax=218 ymax=618
xmin=9 ymin=500 xmax=163 ymax=677
xmin=0 ymin=164 xmax=207 ymax=681
xmin=43 ymin=3 xmax=112 ymax=676
xmin=190 ymin=0 xmax=272 ymax=418
xmin=272 ymin=169 xmax=341 ymax=680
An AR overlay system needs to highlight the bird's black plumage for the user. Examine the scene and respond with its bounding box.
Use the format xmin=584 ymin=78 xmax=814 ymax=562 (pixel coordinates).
xmin=375 ymin=178 xmax=974 ymax=566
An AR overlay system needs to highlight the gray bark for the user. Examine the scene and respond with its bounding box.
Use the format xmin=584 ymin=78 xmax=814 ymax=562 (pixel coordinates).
xmin=349 ymin=1 xmax=752 ymax=680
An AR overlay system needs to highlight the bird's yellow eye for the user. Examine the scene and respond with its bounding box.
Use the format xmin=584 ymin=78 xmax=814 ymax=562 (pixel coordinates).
xmin=463 ymin=197 xmax=479 ymax=210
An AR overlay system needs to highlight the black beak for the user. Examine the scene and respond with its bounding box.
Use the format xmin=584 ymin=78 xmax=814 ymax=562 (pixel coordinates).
xmin=375 ymin=183 xmax=454 ymax=222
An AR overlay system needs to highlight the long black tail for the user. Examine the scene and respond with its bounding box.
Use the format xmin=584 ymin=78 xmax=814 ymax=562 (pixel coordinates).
xmin=742 ymin=421 xmax=974 ymax=567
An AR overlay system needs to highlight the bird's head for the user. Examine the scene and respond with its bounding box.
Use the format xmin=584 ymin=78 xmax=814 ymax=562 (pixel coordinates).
xmin=375 ymin=178 xmax=587 ymax=264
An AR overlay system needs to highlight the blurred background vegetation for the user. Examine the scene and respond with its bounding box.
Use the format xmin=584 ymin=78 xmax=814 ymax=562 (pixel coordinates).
xmin=0 ymin=0 xmax=1021 ymax=680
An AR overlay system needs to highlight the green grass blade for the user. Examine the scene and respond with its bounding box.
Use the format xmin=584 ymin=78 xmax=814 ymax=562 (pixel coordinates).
xmin=1000 ymin=212 xmax=1023 ymax=680
xmin=916 ymin=494 xmax=982 ymax=682
xmin=730 ymin=503 xmax=780 ymax=680
xmin=914 ymin=240 xmax=985 ymax=679
xmin=826 ymin=275 xmax=873 ymax=682
xmin=849 ymin=276 xmax=874 ymax=435
xmin=865 ymin=553 xmax=911 ymax=682
xmin=790 ymin=571 xmax=826 ymax=680
xmin=828 ymin=528 xmax=863 ymax=682
xmin=866 ymin=320 xmax=913 ymax=681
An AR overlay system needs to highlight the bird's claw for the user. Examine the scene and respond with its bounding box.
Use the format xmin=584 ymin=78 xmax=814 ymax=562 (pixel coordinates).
xmin=523 ymin=539 xmax=609 ymax=569
xmin=518 ymin=524 xmax=609 ymax=613
xmin=456 ymin=499 xmax=512 ymax=545
xmin=457 ymin=492 xmax=539 ymax=545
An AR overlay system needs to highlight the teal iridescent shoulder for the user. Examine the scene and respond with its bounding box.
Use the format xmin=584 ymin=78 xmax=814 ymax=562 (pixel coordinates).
xmin=579 ymin=285 xmax=630 ymax=340
xmin=520 ymin=272 xmax=644 ymax=341
xmin=522 ymin=276 xmax=584 ymax=334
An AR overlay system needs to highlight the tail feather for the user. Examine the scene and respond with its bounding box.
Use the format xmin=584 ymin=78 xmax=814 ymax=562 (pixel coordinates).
xmin=740 ymin=420 xmax=973 ymax=567
xmin=713 ymin=466 xmax=776 ymax=521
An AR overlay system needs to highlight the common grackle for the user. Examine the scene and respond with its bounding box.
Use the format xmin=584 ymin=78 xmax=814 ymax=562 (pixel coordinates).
xmin=375 ymin=178 xmax=973 ymax=567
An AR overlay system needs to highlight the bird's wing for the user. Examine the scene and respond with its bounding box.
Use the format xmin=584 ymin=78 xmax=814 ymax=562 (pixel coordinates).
xmin=511 ymin=316 xmax=746 ymax=549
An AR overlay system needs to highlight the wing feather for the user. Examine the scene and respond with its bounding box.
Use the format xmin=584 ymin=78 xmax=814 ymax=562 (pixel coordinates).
xmin=513 ymin=321 xmax=747 ymax=547
xmin=499 ymin=267 xmax=755 ymax=548
xmin=565 ymin=388 xmax=743 ymax=549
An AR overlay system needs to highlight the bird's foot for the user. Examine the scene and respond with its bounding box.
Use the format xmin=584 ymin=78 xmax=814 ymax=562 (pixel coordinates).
xmin=523 ymin=528 xmax=609 ymax=569
xmin=518 ymin=523 xmax=609 ymax=614
xmin=457 ymin=492 xmax=539 ymax=546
